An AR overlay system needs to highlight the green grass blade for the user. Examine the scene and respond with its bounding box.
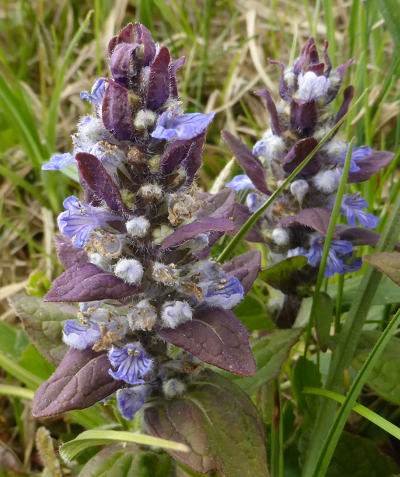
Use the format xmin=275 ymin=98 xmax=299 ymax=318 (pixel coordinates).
xmin=59 ymin=429 xmax=189 ymax=462
xmin=46 ymin=11 xmax=93 ymax=150
xmin=217 ymin=90 xmax=368 ymax=263
xmin=303 ymin=174 xmax=400 ymax=475
xmin=0 ymin=384 xmax=34 ymax=400
xmin=0 ymin=351 xmax=43 ymax=390
xmin=310 ymin=307 xmax=400 ymax=476
xmin=303 ymin=387 xmax=400 ymax=441
xmin=303 ymin=138 xmax=355 ymax=354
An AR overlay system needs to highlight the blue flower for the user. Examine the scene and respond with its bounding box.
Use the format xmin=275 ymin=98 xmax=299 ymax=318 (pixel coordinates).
xmin=108 ymin=343 xmax=153 ymax=385
xmin=306 ymin=238 xmax=354 ymax=277
xmin=226 ymin=174 xmax=255 ymax=192
xmin=151 ymin=107 xmax=215 ymax=141
xmin=253 ymin=140 xmax=267 ymax=157
xmin=62 ymin=320 xmax=102 ymax=349
xmin=116 ymin=385 xmax=150 ymax=420
xmin=246 ymin=192 xmax=261 ymax=212
xmin=340 ymin=194 xmax=380 ymax=228
xmin=80 ymin=78 xmax=106 ymax=105
xmin=57 ymin=196 xmax=122 ymax=248
xmin=201 ymin=276 xmax=244 ymax=309
xmin=42 ymin=153 xmax=76 ymax=171
xmin=336 ymin=145 xmax=371 ymax=173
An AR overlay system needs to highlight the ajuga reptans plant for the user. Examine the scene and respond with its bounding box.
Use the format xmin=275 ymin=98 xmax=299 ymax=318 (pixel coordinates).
xmin=224 ymin=38 xmax=394 ymax=325
xmin=34 ymin=24 xmax=262 ymax=425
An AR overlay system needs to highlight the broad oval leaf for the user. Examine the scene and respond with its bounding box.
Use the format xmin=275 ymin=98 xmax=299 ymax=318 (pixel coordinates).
xmin=235 ymin=328 xmax=302 ymax=393
xmin=54 ymin=235 xmax=88 ymax=269
xmin=146 ymin=46 xmax=170 ymax=110
xmin=258 ymin=256 xmax=308 ymax=293
xmin=10 ymin=293 xmax=71 ymax=365
xmin=44 ymin=263 xmax=137 ymax=302
xmin=145 ymin=370 xmax=269 ymax=477
xmin=280 ymin=207 xmax=336 ymax=237
xmin=32 ymin=348 xmax=122 ymax=417
xmin=364 ymin=252 xmax=400 ymax=286
xmin=157 ymin=307 xmax=256 ymax=377
xmin=79 ymin=444 xmax=172 ymax=477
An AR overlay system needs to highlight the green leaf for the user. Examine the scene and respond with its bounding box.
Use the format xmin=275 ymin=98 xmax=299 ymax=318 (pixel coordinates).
xmin=0 ymin=320 xmax=29 ymax=359
xmin=327 ymin=432 xmax=397 ymax=477
xmin=235 ymin=329 xmax=302 ymax=393
xmin=79 ymin=444 xmax=172 ymax=477
xmin=258 ymin=256 xmax=308 ymax=292
xmin=329 ymin=275 xmax=400 ymax=307
xmin=314 ymin=292 xmax=333 ymax=352
xmin=144 ymin=370 xmax=269 ymax=477
xmin=292 ymin=357 xmax=322 ymax=417
xmin=27 ymin=270 xmax=51 ymax=297
xmin=234 ymin=294 xmax=274 ymax=331
xmin=60 ymin=430 xmax=189 ymax=463
xmin=18 ymin=344 xmax=54 ymax=380
xmin=10 ymin=293 xmax=71 ymax=366
xmin=353 ymin=331 xmax=400 ymax=405
xmin=364 ymin=252 xmax=400 ymax=286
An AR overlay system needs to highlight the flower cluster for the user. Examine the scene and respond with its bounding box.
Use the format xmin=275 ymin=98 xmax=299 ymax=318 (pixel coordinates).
xmin=35 ymin=24 xmax=259 ymax=421
xmin=225 ymin=38 xmax=393 ymax=278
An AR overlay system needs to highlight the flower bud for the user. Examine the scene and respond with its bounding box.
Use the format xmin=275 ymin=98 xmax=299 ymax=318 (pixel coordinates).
xmin=114 ymin=258 xmax=144 ymax=285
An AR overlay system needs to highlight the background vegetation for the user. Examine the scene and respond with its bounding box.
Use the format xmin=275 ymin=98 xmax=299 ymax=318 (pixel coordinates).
xmin=0 ymin=0 xmax=400 ymax=475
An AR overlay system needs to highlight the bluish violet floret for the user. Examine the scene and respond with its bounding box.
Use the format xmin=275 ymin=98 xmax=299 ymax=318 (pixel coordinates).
xmin=340 ymin=194 xmax=380 ymax=228
xmin=57 ymin=196 xmax=122 ymax=248
xmin=42 ymin=153 xmax=75 ymax=171
xmin=336 ymin=145 xmax=372 ymax=173
xmin=151 ymin=107 xmax=215 ymax=141
xmin=62 ymin=320 xmax=102 ymax=350
xmin=226 ymin=174 xmax=255 ymax=192
xmin=289 ymin=237 xmax=360 ymax=277
xmin=80 ymin=78 xmax=107 ymax=105
xmin=116 ymin=385 xmax=151 ymax=421
xmin=108 ymin=343 xmax=153 ymax=385
xmin=202 ymin=276 xmax=244 ymax=309
xmin=253 ymin=140 xmax=268 ymax=157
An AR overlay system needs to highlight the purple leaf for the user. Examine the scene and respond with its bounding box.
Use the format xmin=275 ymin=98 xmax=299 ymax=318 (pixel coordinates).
xmin=347 ymin=150 xmax=395 ymax=183
xmin=144 ymin=370 xmax=269 ymax=476
xmin=54 ymin=235 xmax=88 ymax=269
xmin=364 ymin=252 xmax=400 ymax=287
xmin=256 ymin=90 xmax=281 ymax=136
xmin=290 ymin=99 xmax=318 ymax=133
xmin=169 ymin=56 xmax=185 ymax=97
xmin=108 ymin=24 xmax=135 ymax=55
xmin=102 ymin=81 xmax=134 ymax=140
xmin=335 ymin=85 xmax=355 ymax=124
xmin=110 ymin=43 xmax=138 ymax=87
xmin=336 ymin=224 xmax=381 ymax=247
xmin=222 ymin=250 xmax=261 ymax=294
xmin=159 ymin=133 xmax=205 ymax=184
xmin=76 ymin=152 xmax=128 ymax=213
xmin=269 ymin=59 xmax=291 ymax=100
xmin=157 ymin=307 xmax=257 ymax=376
xmin=280 ymin=207 xmax=337 ymax=237
xmin=32 ymin=348 xmax=122 ymax=417
xmin=44 ymin=263 xmax=137 ymax=302
xmin=135 ymin=23 xmax=156 ymax=66
xmin=196 ymin=189 xmax=237 ymax=220
xmin=222 ymin=131 xmax=269 ymax=194
xmin=159 ymin=217 xmax=234 ymax=251
xmin=146 ymin=46 xmax=170 ymax=110
xmin=282 ymin=137 xmax=319 ymax=176
xmin=145 ymin=399 xmax=216 ymax=473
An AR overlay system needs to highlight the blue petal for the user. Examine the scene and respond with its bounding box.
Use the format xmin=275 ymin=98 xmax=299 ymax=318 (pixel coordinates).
xmin=62 ymin=320 xmax=101 ymax=349
xmin=151 ymin=110 xmax=215 ymax=141
xmin=342 ymin=257 xmax=362 ymax=274
xmin=108 ymin=343 xmax=152 ymax=385
xmin=80 ymin=78 xmax=106 ymax=105
xmin=202 ymin=276 xmax=244 ymax=309
xmin=253 ymin=140 xmax=267 ymax=157
xmin=246 ymin=192 xmax=260 ymax=212
xmin=226 ymin=174 xmax=255 ymax=192
xmin=116 ymin=385 xmax=150 ymax=421
xmin=42 ymin=153 xmax=76 ymax=171
xmin=330 ymin=240 xmax=353 ymax=256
